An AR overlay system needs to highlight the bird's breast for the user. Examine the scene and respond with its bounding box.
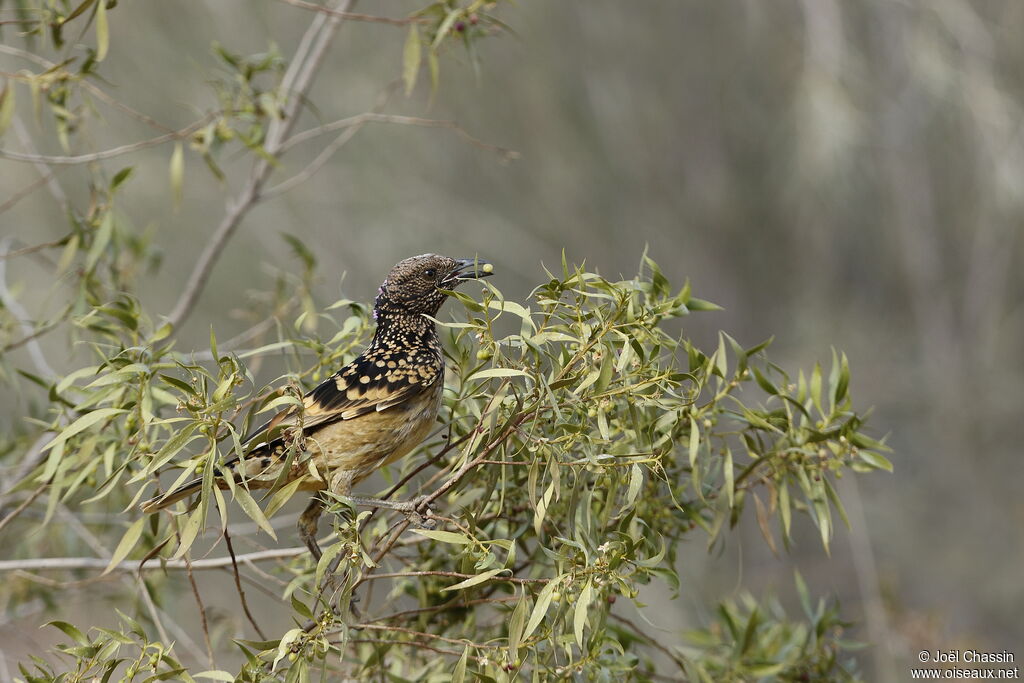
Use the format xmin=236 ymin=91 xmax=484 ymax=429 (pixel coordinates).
xmin=307 ymin=380 xmax=443 ymax=491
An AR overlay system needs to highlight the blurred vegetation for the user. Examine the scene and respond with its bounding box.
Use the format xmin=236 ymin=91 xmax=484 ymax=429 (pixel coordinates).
xmin=1 ymin=0 xmax=1022 ymax=681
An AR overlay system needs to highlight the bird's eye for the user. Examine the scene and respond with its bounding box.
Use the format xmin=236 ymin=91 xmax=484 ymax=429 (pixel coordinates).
xmin=423 ymin=268 xmax=437 ymax=279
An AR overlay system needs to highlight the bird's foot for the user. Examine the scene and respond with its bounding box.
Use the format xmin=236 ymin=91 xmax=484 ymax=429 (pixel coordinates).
xmin=392 ymin=495 xmax=436 ymax=529
xmin=345 ymin=494 xmax=436 ymax=528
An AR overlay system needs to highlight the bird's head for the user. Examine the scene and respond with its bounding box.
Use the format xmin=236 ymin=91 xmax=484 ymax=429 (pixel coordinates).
xmin=374 ymin=254 xmax=493 ymax=318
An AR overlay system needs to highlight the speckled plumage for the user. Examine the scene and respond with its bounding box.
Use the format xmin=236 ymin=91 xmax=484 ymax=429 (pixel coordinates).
xmin=142 ymin=254 xmax=492 ymax=557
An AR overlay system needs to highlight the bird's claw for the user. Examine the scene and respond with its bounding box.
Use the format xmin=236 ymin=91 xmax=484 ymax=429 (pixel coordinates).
xmin=397 ymin=496 xmax=435 ymax=528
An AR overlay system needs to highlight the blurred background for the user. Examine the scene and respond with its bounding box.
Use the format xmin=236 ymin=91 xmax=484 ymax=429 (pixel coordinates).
xmin=2 ymin=1 xmax=1023 ymax=680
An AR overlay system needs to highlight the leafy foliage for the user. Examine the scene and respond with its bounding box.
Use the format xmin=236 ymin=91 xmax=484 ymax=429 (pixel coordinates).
xmin=3 ymin=250 xmax=883 ymax=680
xmin=0 ymin=1 xmax=888 ymax=681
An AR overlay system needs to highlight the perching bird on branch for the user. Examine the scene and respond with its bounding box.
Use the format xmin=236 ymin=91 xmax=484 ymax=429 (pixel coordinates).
xmin=142 ymin=254 xmax=493 ymax=559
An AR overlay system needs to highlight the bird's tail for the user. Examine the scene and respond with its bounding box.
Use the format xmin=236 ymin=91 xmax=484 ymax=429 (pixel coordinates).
xmin=141 ymin=456 xmax=244 ymax=513
xmin=141 ymin=475 xmax=206 ymax=513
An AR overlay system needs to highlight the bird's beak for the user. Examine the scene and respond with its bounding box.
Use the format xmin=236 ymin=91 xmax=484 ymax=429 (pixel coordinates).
xmin=450 ymin=258 xmax=494 ymax=282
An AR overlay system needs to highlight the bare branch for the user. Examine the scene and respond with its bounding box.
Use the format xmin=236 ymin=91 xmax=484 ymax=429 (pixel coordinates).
xmin=279 ymin=112 xmax=520 ymax=158
xmin=166 ymin=0 xmax=355 ymax=333
xmin=183 ymin=555 xmax=215 ymax=667
xmin=341 ymin=638 xmax=486 ymax=663
xmin=0 ymin=483 xmax=46 ymax=536
xmin=0 ymin=237 xmax=65 ymax=260
xmin=0 ymin=238 xmax=55 ymax=378
xmin=262 ymin=117 xmax=365 ymax=198
xmin=275 ymin=0 xmax=420 ymax=26
xmin=0 ymin=546 xmax=307 ymax=573
xmin=0 ymin=172 xmax=61 ymax=216
xmin=359 ymin=570 xmax=547 ymax=585
xmin=368 ymin=595 xmax=519 ymax=623
xmin=266 ymin=113 xmax=518 ymax=198
xmin=224 ymin=526 xmax=268 ymax=640
xmin=348 ymin=623 xmax=502 ymax=649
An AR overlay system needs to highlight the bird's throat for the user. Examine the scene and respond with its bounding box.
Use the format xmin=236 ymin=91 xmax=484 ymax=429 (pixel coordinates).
xmin=371 ymin=311 xmax=437 ymax=350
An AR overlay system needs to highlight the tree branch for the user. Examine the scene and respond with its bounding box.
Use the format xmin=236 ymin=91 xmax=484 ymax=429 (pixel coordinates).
xmin=165 ymin=0 xmax=355 ymax=333
xmin=275 ymin=0 xmax=419 ymax=26
xmin=278 ymin=112 xmax=520 ymax=158
xmin=0 ymin=115 xmax=215 ymax=165
xmin=0 ymin=546 xmax=306 ymax=573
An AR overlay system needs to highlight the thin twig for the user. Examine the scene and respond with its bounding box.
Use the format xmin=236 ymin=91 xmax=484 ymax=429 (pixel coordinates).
xmin=340 ymin=638 xmax=486 ymax=663
xmin=275 ymin=0 xmax=420 ymax=26
xmin=263 ymin=115 xmax=365 ymax=198
xmin=0 ymin=237 xmax=66 ymax=260
xmin=0 ymin=430 xmax=57 ymax=512
xmin=0 ymin=316 xmax=66 ymax=356
xmin=224 ymin=526 xmax=268 ymax=639
xmin=0 ymin=238 xmax=56 ymax=378
xmin=11 ymin=116 xmax=69 ymax=214
xmin=608 ymin=612 xmax=688 ymax=673
xmin=0 ymin=483 xmax=46 ymax=535
xmin=134 ymin=573 xmax=174 ymax=652
xmin=349 ymin=623 xmax=501 ymax=649
xmin=0 ymin=114 xmax=215 ymax=165
xmin=368 ymin=595 xmax=518 ymax=623
xmin=183 ymin=555 xmax=215 ymax=667
xmin=0 ymin=173 xmax=61 ymax=216
xmin=359 ymin=570 xmax=546 ymax=585
xmin=278 ymin=112 xmax=520 ymax=159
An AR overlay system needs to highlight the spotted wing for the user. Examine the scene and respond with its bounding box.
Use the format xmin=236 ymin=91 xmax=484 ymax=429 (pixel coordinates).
xmin=242 ymin=347 xmax=442 ymax=447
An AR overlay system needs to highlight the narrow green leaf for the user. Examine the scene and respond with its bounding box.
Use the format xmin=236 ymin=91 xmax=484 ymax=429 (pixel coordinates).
xmin=440 ymin=568 xmax=504 ymax=592
xmin=573 ymin=579 xmax=593 ymax=647
xmin=752 ymin=367 xmax=778 ymax=395
xmin=835 ymin=351 xmax=850 ymax=405
xmin=507 ymin=593 xmax=528 ymax=653
xmin=595 ymin=352 xmax=615 ymax=394
xmin=315 ymin=541 xmax=348 ymax=588
xmin=0 ymin=81 xmax=15 ymax=137
xmin=470 ymin=368 xmax=530 ymax=380
xmin=625 ymin=463 xmax=643 ymax=506
xmin=452 ymin=645 xmax=469 ymax=683
xmin=427 ymin=50 xmax=440 ymax=96
xmin=739 ymin=607 xmax=760 ymax=655
xmin=42 ymin=407 xmax=125 ymax=453
xmin=522 ymin=576 xmax=562 ymax=640
xmin=810 ymin=362 xmax=823 ymax=415
xmin=410 ymin=528 xmax=472 ymax=544
xmin=95 ymin=0 xmax=109 ymax=61
xmin=794 ymin=570 xmax=812 ymax=618
xmin=103 ymin=517 xmax=145 ymax=575
xmin=723 ymin=447 xmax=734 ymax=508
xmin=169 ymin=142 xmax=184 ymax=209
xmin=84 ymin=212 xmax=114 ymax=273
xmin=857 ymin=450 xmax=893 ymax=472
xmin=172 ymin=507 xmax=204 ymax=559
xmin=263 ymin=477 xmax=304 ymax=519
xmin=779 ymin=479 xmax=792 ymax=538
xmin=234 ymin=486 xmax=276 ymax=540
xmin=46 ymin=620 xmax=89 ymax=645
xmin=688 ymin=417 xmax=700 ymax=468
xmin=402 ymin=25 xmax=421 ymax=95
xmin=823 ymin=477 xmax=851 ymax=530
xmin=432 ymin=9 xmax=461 ymax=49
xmin=65 ymin=0 xmax=97 ymax=22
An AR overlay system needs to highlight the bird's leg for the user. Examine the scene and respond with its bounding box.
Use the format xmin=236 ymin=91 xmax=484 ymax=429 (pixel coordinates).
xmin=298 ymin=496 xmax=325 ymax=561
xmin=345 ymin=495 xmax=436 ymax=528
